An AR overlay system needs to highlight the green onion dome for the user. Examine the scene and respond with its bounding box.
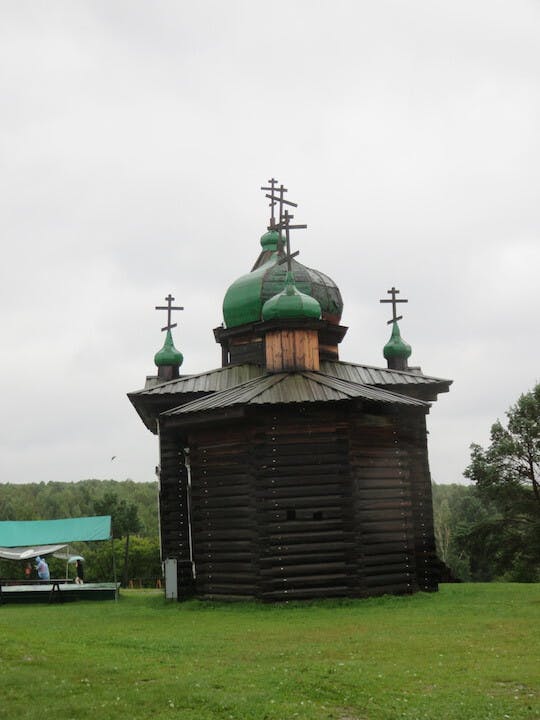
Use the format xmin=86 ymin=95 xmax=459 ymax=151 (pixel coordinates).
xmin=383 ymin=321 xmax=412 ymax=361
xmin=222 ymin=232 xmax=343 ymax=328
xmin=262 ymin=271 xmax=322 ymax=321
xmin=154 ymin=329 xmax=184 ymax=368
xmin=260 ymin=229 xmax=280 ymax=251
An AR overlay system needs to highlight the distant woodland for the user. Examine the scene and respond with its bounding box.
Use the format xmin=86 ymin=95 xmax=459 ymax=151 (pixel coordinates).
xmin=0 ymin=479 xmax=158 ymax=536
xmin=0 ymin=480 xmax=160 ymax=585
xmin=0 ymin=478 xmax=537 ymax=584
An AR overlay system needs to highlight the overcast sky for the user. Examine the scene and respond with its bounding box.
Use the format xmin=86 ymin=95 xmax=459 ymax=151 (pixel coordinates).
xmin=1 ymin=1 xmax=539 ymax=488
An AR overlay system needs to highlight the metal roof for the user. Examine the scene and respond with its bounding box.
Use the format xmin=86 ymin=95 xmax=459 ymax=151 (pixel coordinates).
xmin=163 ymin=371 xmax=428 ymax=417
xmin=319 ymin=360 xmax=451 ymax=387
xmin=132 ymin=364 xmax=264 ymax=396
xmin=134 ymin=361 xmax=451 ymax=398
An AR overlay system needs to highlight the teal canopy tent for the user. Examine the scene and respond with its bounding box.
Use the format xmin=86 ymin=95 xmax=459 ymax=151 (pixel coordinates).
xmin=0 ymin=516 xmax=111 ymax=550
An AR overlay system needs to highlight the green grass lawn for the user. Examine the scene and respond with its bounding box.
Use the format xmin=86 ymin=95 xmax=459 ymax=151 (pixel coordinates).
xmin=0 ymin=584 xmax=538 ymax=720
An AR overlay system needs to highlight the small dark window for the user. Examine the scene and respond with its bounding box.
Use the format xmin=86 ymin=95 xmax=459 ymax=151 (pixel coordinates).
xmin=313 ymin=511 xmax=323 ymax=520
xmin=286 ymin=509 xmax=296 ymax=521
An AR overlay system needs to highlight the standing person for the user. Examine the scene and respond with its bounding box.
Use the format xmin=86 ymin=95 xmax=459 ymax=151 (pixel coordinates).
xmin=75 ymin=559 xmax=84 ymax=585
xmin=24 ymin=562 xmax=32 ymax=581
xmin=35 ymin=556 xmax=50 ymax=581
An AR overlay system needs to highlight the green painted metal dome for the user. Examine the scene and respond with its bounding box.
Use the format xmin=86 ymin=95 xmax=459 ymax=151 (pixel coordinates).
xmin=383 ymin=321 xmax=412 ymax=361
xmin=154 ymin=329 xmax=184 ymax=368
xmin=259 ymin=229 xmax=280 ymax=251
xmin=262 ymin=271 xmax=322 ymax=321
xmin=222 ymin=232 xmax=343 ymax=328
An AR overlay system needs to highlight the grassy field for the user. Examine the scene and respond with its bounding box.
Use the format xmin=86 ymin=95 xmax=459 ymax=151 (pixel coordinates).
xmin=0 ymin=584 xmax=538 ymax=720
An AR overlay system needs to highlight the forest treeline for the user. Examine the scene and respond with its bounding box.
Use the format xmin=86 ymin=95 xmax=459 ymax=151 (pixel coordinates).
xmin=0 ymin=480 xmax=160 ymax=585
xmin=432 ymin=482 xmax=539 ymax=582
xmin=0 ymin=479 xmax=158 ymax=536
xmin=1 ymin=478 xmax=537 ymax=584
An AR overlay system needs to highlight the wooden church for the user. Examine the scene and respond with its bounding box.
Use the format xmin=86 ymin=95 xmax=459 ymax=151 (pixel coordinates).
xmin=129 ymin=180 xmax=451 ymax=601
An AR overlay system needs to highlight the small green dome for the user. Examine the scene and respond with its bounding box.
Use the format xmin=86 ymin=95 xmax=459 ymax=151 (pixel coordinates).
xmin=154 ymin=329 xmax=184 ymax=368
xmin=383 ymin=321 xmax=412 ymax=361
xmin=260 ymin=230 xmax=280 ymax=251
xmin=262 ymin=272 xmax=322 ymax=321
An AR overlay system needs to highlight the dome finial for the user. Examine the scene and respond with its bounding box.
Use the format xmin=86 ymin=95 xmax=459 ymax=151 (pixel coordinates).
xmin=154 ymin=294 xmax=184 ymax=379
xmin=154 ymin=328 xmax=184 ymax=368
xmin=383 ymin=320 xmax=412 ymax=364
xmin=379 ymin=287 xmax=411 ymax=370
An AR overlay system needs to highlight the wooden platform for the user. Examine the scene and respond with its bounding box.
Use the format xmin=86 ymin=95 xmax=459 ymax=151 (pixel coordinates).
xmin=0 ymin=581 xmax=120 ymax=604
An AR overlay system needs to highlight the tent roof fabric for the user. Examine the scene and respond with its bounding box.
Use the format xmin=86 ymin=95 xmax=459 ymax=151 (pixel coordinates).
xmin=0 ymin=544 xmax=68 ymax=561
xmin=0 ymin=516 xmax=112 ymax=548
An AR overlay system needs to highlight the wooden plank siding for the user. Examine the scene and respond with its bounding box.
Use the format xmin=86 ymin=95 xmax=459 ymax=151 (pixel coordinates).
xmin=265 ymin=329 xmax=320 ymax=372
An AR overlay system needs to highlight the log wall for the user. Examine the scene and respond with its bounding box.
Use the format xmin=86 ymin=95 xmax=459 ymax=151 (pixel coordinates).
xmin=348 ymin=411 xmax=418 ymax=597
xmin=396 ymin=413 xmax=439 ymax=590
xmin=188 ymin=424 xmax=258 ymax=599
xmin=162 ymin=402 xmax=439 ymax=601
xmin=254 ymin=406 xmax=353 ymax=600
xmin=158 ymin=427 xmax=194 ymax=597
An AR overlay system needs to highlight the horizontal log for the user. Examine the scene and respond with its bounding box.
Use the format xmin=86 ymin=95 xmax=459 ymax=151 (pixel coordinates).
xmin=353 ymin=477 xmax=408 ymax=490
xmin=261 ymin=586 xmax=350 ymax=600
xmin=360 ymin=563 xmax=414 ymax=578
xmin=361 ymin=553 xmax=414 ymax=566
xmin=197 ymin=583 xmax=258 ymax=594
xmin=259 ymin=494 xmax=345 ymax=508
xmin=258 ymin=465 xmax=348 ymax=479
xmin=193 ymin=552 xmax=254 ymax=563
xmin=263 ymin=575 xmax=349 ymax=590
xmin=260 ymin=561 xmax=348 ymax=578
xmin=190 ymin=516 xmax=257 ymax=530
xmin=357 ymin=511 xmax=412 ymax=524
xmin=190 ymin=494 xmax=253 ymax=509
xmin=358 ymin=532 xmax=411 ymax=544
xmin=191 ymin=525 xmax=257 ymax=538
xmin=266 ymin=518 xmax=349 ymax=533
xmin=259 ymin=552 xmax=349 ymax=568
xmin=256 ymin=474 xmax=347 ymax=489
xmin=363 ymin=578 xmax=414 ymax=591
xmin=266 ymin=524 xmax=351 ymax=539
xmin=256 ymin=483 xmax=346 ymax=498
xmin=261 ymin=540 xmax=355 ymax=555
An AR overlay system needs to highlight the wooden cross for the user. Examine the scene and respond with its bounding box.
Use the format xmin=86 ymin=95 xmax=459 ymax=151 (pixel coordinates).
xmin=261 ymin=178 xmax=279 ymax=229
xmin=261 ymin=180 xmax=297 ymax=231
xmin=155 ymin=294 xmax=184 ymax=332
xmin=380 ymin=286 xmax=408 ymax=324
xmin=277 ymin=209 xmax=307 ymax=273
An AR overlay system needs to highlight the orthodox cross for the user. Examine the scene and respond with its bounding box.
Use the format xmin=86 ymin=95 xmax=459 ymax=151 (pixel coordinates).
xmin=155 ymin=294 xmax=184 ymax=332
xmin=261 ymin=179 xmax=297 ymax=231
xmin=260 ymin=178 xmax=279 ymax=229
xmin=379 ymin=286 xmax=408 ymax=324
xmin=277 ymin=209 xmax=307 ymax=273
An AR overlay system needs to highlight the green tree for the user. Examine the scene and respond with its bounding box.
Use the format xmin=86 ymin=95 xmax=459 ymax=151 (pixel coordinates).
xmin=94 ymin=492 xmax=141 ymax=587
xmin=464 ymin=384 xmax=540 ymax=581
